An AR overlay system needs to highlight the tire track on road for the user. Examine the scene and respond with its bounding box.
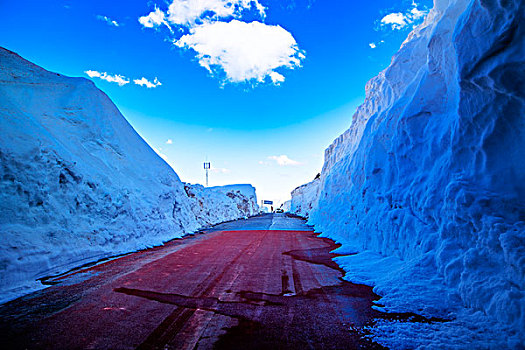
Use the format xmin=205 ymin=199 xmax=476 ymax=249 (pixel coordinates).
xmin=126 ymin=230 xmax=269 ymax=350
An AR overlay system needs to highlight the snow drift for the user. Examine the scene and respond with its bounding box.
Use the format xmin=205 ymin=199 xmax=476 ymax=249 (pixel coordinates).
xmin=0 ymin=47 xmax=258 ymax=303
xmin=291 ymin=0 xmax=524 ymax=347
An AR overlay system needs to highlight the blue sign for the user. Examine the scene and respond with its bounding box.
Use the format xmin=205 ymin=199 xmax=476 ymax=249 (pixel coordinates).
xmin=263 ymin=200 xmax=273 ymax=205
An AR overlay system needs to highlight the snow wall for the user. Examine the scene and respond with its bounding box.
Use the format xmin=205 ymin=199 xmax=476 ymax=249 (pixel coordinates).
xmin=0 ymin=47 xmax=258 ymax=303
xmin=291 ymin=0 xmax=524 ymax=346
xmin=290 ymin=178 xmax=320 ymax=218
xmin=184 ymin=184 xmax=259 ymax=225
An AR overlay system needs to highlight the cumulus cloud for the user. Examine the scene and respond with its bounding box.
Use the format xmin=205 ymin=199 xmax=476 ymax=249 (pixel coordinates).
xmin=134 ymin=77 xmax=162 ymax=88
xmin=380 ymin=2 xmax=428 ymax=30
xmin=84 ymin=70 xmax=129 ymax=86
xmin=97 ymin=15 xmax=120 ymax=27
xmin=138 ymin=0 xmax=303 ymax=85
xmin=268 ymin=155 xmax=301 ymax=166
xmin=166 ymin=0 xmax=265 ymax=26
xmin=175 ymin=20 xmax=304 ymax=84
xmin=85 ymin=71 xmax=162 ymax=88
xmin=166 ymin=139 xmax=173 ymax=144
xmin=140 ymin=0 xmax=265 ymax=29
xmin=381 ymin=12 xmax=408 ymax=30
xmin=139 ymin=7 xmax=173 ymax=32
xmin=369 ymin=40 xmax=384 ymax=49
xmin=269 ymin=71 xmax=285 ymax=84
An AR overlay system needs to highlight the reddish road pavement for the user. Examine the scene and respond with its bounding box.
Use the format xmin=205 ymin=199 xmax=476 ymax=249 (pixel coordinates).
xmin=1 ymin=214 xmax=385 ymax=349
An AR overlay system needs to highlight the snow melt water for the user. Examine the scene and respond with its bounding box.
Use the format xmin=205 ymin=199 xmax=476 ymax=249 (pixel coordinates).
xmin=291 ymin=0 xmax=524 ymax=347
xmin=0 ymin=47 xmax=258 ymax=303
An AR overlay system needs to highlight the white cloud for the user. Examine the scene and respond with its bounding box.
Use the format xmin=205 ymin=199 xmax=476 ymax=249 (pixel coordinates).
xmin=140 ymin=0 xmax=265 ymax=29
xmin=167 ymin=0 xmax=264 ymax=26
xmin=269 ymin=71 xmax=285 ymax=84
xmin=138 ymin=0 xmax=303 ymax=86
xmin=84 ymin=70 xmax=129 ymax=86
xmin=381 ymin=12 xmax=408 ymax=30
xmin=97 ymin=15 xmax=120 ymax=27
xmin=175 ymin=20 xmax=304 ymax=84
xmin=380 ymin=2 xmax=428 ymax=30
xmin=85 ymin=71 xmax=163 ymax=88
xmin=134 ymin=77 xmax=162 ymax=88
xmin=166 ymin=139 xmax=173 ymax=144
xmin=410 ymin=5 xmax=427 ymax=20
xmin=139 ymin=7 xmax=173 ymax=32
xmin=268 ymin=155 xmax=301 ymax=166
xmin=369 ymin=40 xmax=384 ymax=49
xmin=85 ymin=70 xmax=101 ymax=78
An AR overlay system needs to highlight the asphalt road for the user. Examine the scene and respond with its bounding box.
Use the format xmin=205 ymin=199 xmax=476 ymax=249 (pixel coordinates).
xmin=0 ymin=213 xmax=386 ymax=349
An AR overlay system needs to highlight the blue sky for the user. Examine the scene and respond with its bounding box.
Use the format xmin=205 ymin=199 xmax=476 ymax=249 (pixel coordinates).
xmin=0 ymin=0 xmax=431 ymax=205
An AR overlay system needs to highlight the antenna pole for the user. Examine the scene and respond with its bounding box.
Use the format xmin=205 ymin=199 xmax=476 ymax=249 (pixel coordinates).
xmin=203 ymin=161 xmax=211 ymax=187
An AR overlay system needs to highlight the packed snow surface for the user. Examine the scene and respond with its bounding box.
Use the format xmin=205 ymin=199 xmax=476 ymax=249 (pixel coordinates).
xmin=0 ymin=47 xmax=258 ymax=303
xmin=291 ymin=0 xmax=524 ymax=347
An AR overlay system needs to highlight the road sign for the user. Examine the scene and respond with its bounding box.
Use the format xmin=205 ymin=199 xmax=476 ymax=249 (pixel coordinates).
xmin=263 ymin=200 xmax=273 ymax=205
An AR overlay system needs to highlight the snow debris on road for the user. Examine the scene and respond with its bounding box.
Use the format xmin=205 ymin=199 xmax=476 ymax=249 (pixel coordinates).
xmin=0 ymin=47 xmax=258 ymax=304
xmin=291 ymin=0 xmax=524 ymax=348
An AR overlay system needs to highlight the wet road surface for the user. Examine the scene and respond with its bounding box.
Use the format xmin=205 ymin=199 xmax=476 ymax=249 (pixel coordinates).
xmin=0 ymin=213 xmax=386 ymax=349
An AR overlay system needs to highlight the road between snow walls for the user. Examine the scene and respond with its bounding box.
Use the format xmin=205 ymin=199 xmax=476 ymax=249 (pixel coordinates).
xmin=0 ymin=47 xmax=259 ymax=304
xmin=291 ymin=0 xmax=524 ymax=348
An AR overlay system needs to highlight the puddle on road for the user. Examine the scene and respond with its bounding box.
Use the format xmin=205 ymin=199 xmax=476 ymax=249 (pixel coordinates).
xmin=115 ymin=280 xmax=386 ymax=349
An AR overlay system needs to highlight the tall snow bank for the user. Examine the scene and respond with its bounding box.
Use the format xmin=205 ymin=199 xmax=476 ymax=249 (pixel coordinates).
xmin=290 ymin=177 xmax=320 ymax=218
xmin=184 ymin=184 xmax=258 ymax=225
xmin=0 ymin=47 xmax=257 ymax=303
xmin=292 ymin=0 xmax=524 ymax=346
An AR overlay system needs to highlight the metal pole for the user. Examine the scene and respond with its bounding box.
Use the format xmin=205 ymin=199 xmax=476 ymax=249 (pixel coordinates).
xmin=204 ymin=161 xmax=211 ymax=187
